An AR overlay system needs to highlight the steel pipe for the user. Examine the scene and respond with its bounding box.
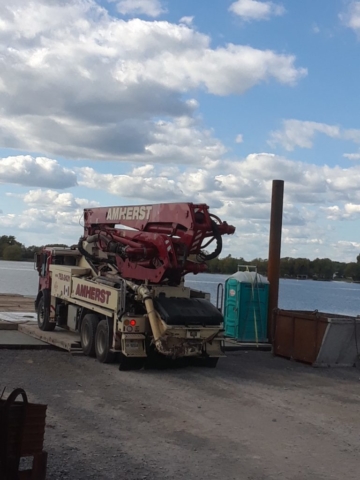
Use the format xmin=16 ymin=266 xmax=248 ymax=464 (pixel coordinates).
xmin=267 ymin=180 xmax=284 ymax=343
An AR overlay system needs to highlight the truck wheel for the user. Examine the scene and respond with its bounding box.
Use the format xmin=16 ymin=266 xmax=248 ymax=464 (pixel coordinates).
xmin=80 ymin=314 xmax=99 ymax=356
xmin=37 ymin=296 xmax=56 ymax=331
xmin=95 ymin=319 xmax=115 ymax=363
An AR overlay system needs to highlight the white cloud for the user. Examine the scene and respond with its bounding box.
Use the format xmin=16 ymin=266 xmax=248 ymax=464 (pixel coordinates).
xmin=235 ymin=134 xmax=244 ymax=143
xmin=0 ymin=189 xmax=99 ymax=244
xmin=0 ymin=1 xmax=306 ymax=163
xmin=179 ymin=16 xmax=194 ymax=26
xmin=0 ymin=155 xmax=77 ymax=188
xmin=22 ymin=189 xmax=99 ymax=209
xmin=77 ymin=151 xmax=360 ymax=215
xmin=322 ymin=205 xmax=342 ymax=220
xmin=115 ymin=0 xmax=165 ymax=17
xmin=78 ymin=166 xmax=181 ymax=202
xmin=339 ymin=1 xmax=360 ymax=33
xmin=322 ymin=203 xmax=360 ymax=221
xmin=268 ymin=119 xmax=360 ymax=151
xmin=343 ymin=153 xmax=360 ymax=160
xmin=342 ymin=129 xmax=360 ymax=143
xmin=229 ymin=0 xmax=285 ymax=21
xmin=131 ymin=164 xmax=155 ymax=176
xmin=3 ymin=151 xmax=360 ymax=261
xmin=345 ymin=203 xmax=360 ymax=215
xmin=146 ymin=117 xmax=227 ymax=165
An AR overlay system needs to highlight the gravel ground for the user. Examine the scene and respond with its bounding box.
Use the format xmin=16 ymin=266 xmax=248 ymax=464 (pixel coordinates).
xmin=1 ymin=349 xmax=360 ymax=480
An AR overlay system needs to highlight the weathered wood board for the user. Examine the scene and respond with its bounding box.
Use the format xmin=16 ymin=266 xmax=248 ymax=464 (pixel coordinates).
xmin=0 ymin=294 xmax=35 ymax=312
xmin=0 ymin=321 xmax=18 ymax=330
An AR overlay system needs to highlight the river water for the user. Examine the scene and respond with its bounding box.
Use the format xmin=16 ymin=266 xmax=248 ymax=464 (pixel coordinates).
xmin=1 ymin=261 xmax=360 ymax=317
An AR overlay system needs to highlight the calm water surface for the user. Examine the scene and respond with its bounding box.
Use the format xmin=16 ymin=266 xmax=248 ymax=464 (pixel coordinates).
xmin=1 ymin=261 xmax=360 ymax=316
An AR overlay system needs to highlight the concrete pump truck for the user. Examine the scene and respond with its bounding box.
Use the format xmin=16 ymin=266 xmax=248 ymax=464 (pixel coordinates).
xmin=34 ymin=202 xmax=235 ymax=369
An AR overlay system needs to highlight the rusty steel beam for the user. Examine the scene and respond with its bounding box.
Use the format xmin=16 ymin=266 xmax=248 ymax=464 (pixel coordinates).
xmin=267 ymin=180 xmax=284 ymax=343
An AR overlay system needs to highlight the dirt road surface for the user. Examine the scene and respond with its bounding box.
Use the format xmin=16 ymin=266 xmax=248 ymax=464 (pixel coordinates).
xmin=1 ymin=349 xmax=359 ymax=480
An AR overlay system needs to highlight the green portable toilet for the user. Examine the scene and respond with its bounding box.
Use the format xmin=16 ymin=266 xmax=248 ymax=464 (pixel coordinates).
xmin=224 ymin=271 xmax=269 ymax=342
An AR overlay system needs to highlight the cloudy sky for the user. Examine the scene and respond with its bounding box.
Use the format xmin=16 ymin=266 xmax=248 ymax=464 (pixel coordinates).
xmin=1 ymin=0 xmax=360 ymax=262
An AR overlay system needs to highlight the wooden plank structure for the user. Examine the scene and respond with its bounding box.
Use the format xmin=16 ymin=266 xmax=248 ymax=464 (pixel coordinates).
xmin=0 ymin=295 xmax=35 ymax=313
xmin=0 ymin=388 xmax=48 ymax=480
xmin=18 ymin=323 xmax=83 ymax=354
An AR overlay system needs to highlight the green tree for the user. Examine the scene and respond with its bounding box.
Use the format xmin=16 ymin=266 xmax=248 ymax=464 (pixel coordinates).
xmin=344 ymin=262 xmax=360 ymax=281
xmin=250 ymin=258 xmax=267 ymax=275
xmin=311 ymin=258 xmax=334 ymax=280
xmin=22 ymin=245 xmax=41 ymax=260
xmin=3 ymin=244 xmax=22 ymax=261
xmin=294 ymin=258 xmax=310 ymax=276
xmin=0 ymin=235 xmax=21 ymax=257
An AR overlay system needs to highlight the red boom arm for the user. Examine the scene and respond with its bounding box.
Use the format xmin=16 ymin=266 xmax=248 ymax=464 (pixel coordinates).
xmin=82 ymin=202 xmax=235 ymax=284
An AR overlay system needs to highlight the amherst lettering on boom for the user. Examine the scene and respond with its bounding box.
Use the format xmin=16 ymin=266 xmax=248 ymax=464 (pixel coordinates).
xmin=107 ymin=206 xmax=153 ymax=221
xmin=75 ymin=284 xmax=111 ymax=305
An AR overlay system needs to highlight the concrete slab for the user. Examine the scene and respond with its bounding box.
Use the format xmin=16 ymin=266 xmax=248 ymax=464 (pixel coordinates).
xmin=0 ymin=330 xmax=52 ymax=349
xmin=0 ymin=311 xmax=37 ymax=323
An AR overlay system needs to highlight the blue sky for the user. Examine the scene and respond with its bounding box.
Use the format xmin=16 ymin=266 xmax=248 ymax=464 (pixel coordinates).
xmin=1 ymin=0 xmax=360 ymax=262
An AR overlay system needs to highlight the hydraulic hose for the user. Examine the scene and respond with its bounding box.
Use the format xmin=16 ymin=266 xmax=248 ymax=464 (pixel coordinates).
xmin=78 ymin=237 xmax=95 ymax=260
xmin=198 ymin=220 xmax=223 ymax=261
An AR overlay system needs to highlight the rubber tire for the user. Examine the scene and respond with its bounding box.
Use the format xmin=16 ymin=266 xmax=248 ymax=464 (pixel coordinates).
xmin=80 ymin=314 xmax=99 ymax=356
xmin=37 ymin=296 xmax=56 ymax=331
xmin=95 ymin=319 xmax=115 ymax=363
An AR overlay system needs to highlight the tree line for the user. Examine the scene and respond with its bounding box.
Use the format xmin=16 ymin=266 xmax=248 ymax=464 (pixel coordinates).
xmin=0 ymin=235 xmax=68 ymax=262
xmin=2 ymin=234 xmax=360 ymax=281
xmin=207 ymin=255 xmax=360 ymax=281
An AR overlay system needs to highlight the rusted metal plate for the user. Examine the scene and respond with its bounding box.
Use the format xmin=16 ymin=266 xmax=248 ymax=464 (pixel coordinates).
xmin=273 ymin=310 xmax=328 ymax=364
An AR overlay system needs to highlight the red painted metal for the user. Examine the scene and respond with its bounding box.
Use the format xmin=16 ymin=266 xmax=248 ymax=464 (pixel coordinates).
xmin=35 ymin=251 xmax=53 ymax=293
xmin=83 ymin=202 xmax=235 ymax=284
